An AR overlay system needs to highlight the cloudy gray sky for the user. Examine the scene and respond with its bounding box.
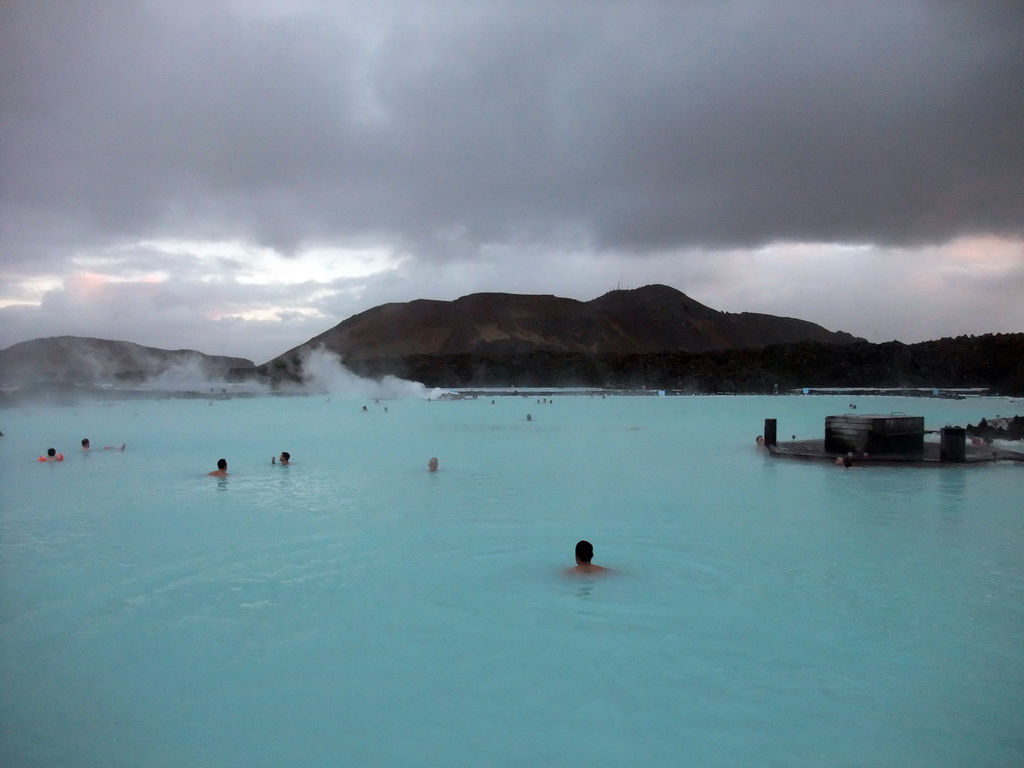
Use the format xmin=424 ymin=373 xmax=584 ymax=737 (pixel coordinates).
xmin=2 ymin=0 xmax=1022 ymax=363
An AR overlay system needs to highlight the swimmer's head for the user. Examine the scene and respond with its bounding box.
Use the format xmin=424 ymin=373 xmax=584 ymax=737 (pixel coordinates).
xmin=280 ymin=452 xmax=290 ymax=462
xmin=47 ymin=448 xmax=56 ymax=457
xmin=575 ymin=540 xmax=594 ymax=564
xmin=217 ymin=458 xmax=227 ymax=470
xmin=427 ymin=457 xmax=438 ymax=471
xmin=755 ymin=435 xmax=764 ymax=447
xmin=81 ymin=438 xmax=90 ymax=448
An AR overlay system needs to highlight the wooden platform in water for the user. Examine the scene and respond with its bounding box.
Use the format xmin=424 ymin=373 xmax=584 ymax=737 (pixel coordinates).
xmin=766 ymin=439 xmax=1024 ymax=466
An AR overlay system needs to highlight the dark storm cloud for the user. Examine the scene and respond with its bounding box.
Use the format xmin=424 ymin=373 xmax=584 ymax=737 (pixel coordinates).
xmin=2 ymin=0 xmax=1022 ymax=265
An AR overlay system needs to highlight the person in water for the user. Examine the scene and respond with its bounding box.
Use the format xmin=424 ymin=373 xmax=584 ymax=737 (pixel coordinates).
xmin=835 ymin=456 xmax=854 ymax=468
xmin=272 ymin=452 xmax=291 ymax=465
xmin=209 ymin=458 xmax=228 ymax=476
xmin=427 ymin=457 xmax=439 ymax=472
xmin=566 ymin=540 xmax=609 ymax=574
xmin=41 ymin=447 xmax=64 ymax=462
xmin=755 ymin=435 xmax=765 ymax=448
xmin=82 ymin=438 xmax=125 ymax=451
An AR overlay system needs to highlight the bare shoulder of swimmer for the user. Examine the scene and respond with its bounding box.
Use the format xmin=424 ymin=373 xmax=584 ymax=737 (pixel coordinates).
xmin=564 ymin=563 xmax=612 ymax=575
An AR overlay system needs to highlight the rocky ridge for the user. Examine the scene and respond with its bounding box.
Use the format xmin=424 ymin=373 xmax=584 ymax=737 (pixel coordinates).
xmin=260 ymin=284 xmax=860 ymax=379
xmin=0 ymin=336 xmax=254 ymax=389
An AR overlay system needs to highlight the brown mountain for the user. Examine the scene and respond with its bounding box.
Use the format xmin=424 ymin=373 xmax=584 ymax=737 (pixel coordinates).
xmin=0 ymin=336 xmax=254 ymax=388
xmin=262 ymin=284 xmax=860 ymax=372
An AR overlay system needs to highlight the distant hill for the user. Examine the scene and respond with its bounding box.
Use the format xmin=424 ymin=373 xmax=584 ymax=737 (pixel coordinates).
xmin=2 ymin=298 xmax=1020 ymax=397
xmin=0 ymin=336 xmax=254 ymax=388
xmin=261 ymin=284 xmax=860 ymax=378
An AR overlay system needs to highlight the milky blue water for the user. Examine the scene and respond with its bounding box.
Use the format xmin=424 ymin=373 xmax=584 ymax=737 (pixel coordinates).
xmin=1 ymin=393 xmax=1022 ymax=767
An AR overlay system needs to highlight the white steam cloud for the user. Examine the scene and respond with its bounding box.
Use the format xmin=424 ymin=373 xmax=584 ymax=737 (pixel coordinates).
xmin=139 ymin=358 xmax=269 ymax=395
xmin=290 ymin=348 xmax=447 ymax=400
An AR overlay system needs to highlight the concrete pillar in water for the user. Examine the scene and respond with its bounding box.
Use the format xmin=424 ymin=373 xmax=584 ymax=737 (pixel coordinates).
xmin=940 ymin=427 xmax=966 ymax=463
xmin=764 ymin=418 xmax=777 ymax=446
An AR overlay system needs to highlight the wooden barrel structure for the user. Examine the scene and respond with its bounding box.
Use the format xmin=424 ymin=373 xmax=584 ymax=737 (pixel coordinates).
xmin=940 ymin=427 xmax=967 ymax=463
xmin=824 ymin=414 xmax=925 ymax=457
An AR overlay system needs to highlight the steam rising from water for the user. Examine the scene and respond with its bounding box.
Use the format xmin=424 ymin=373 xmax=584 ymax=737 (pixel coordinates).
xmin=141 ymin=358 xmax=268 ymax=394
xmin=287 ymin=348 xmax=446 ymax=400
xmin=2 ymin=344 xmax=444 ymax=402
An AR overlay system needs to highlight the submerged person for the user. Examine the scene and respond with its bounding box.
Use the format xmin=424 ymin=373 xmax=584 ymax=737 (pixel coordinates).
xmin=81 ymin=438 xmax=125 ymax=451
xmin=208 ymin=458 xmax=228 ymax=477
xmin=835 ymin=456 xmax=854 ymax=468
xmin=755 ymin=435 xmax=765 ymax=448
xmin=272 ymin=452 xmax=291 ymax=465
xmin=39 ymin=447 xmax=64 ymax=462
xmin=566 ymin=540 xmax=609 ymax=574
xmin=427 ymin=457 xmax=439 ymax=472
